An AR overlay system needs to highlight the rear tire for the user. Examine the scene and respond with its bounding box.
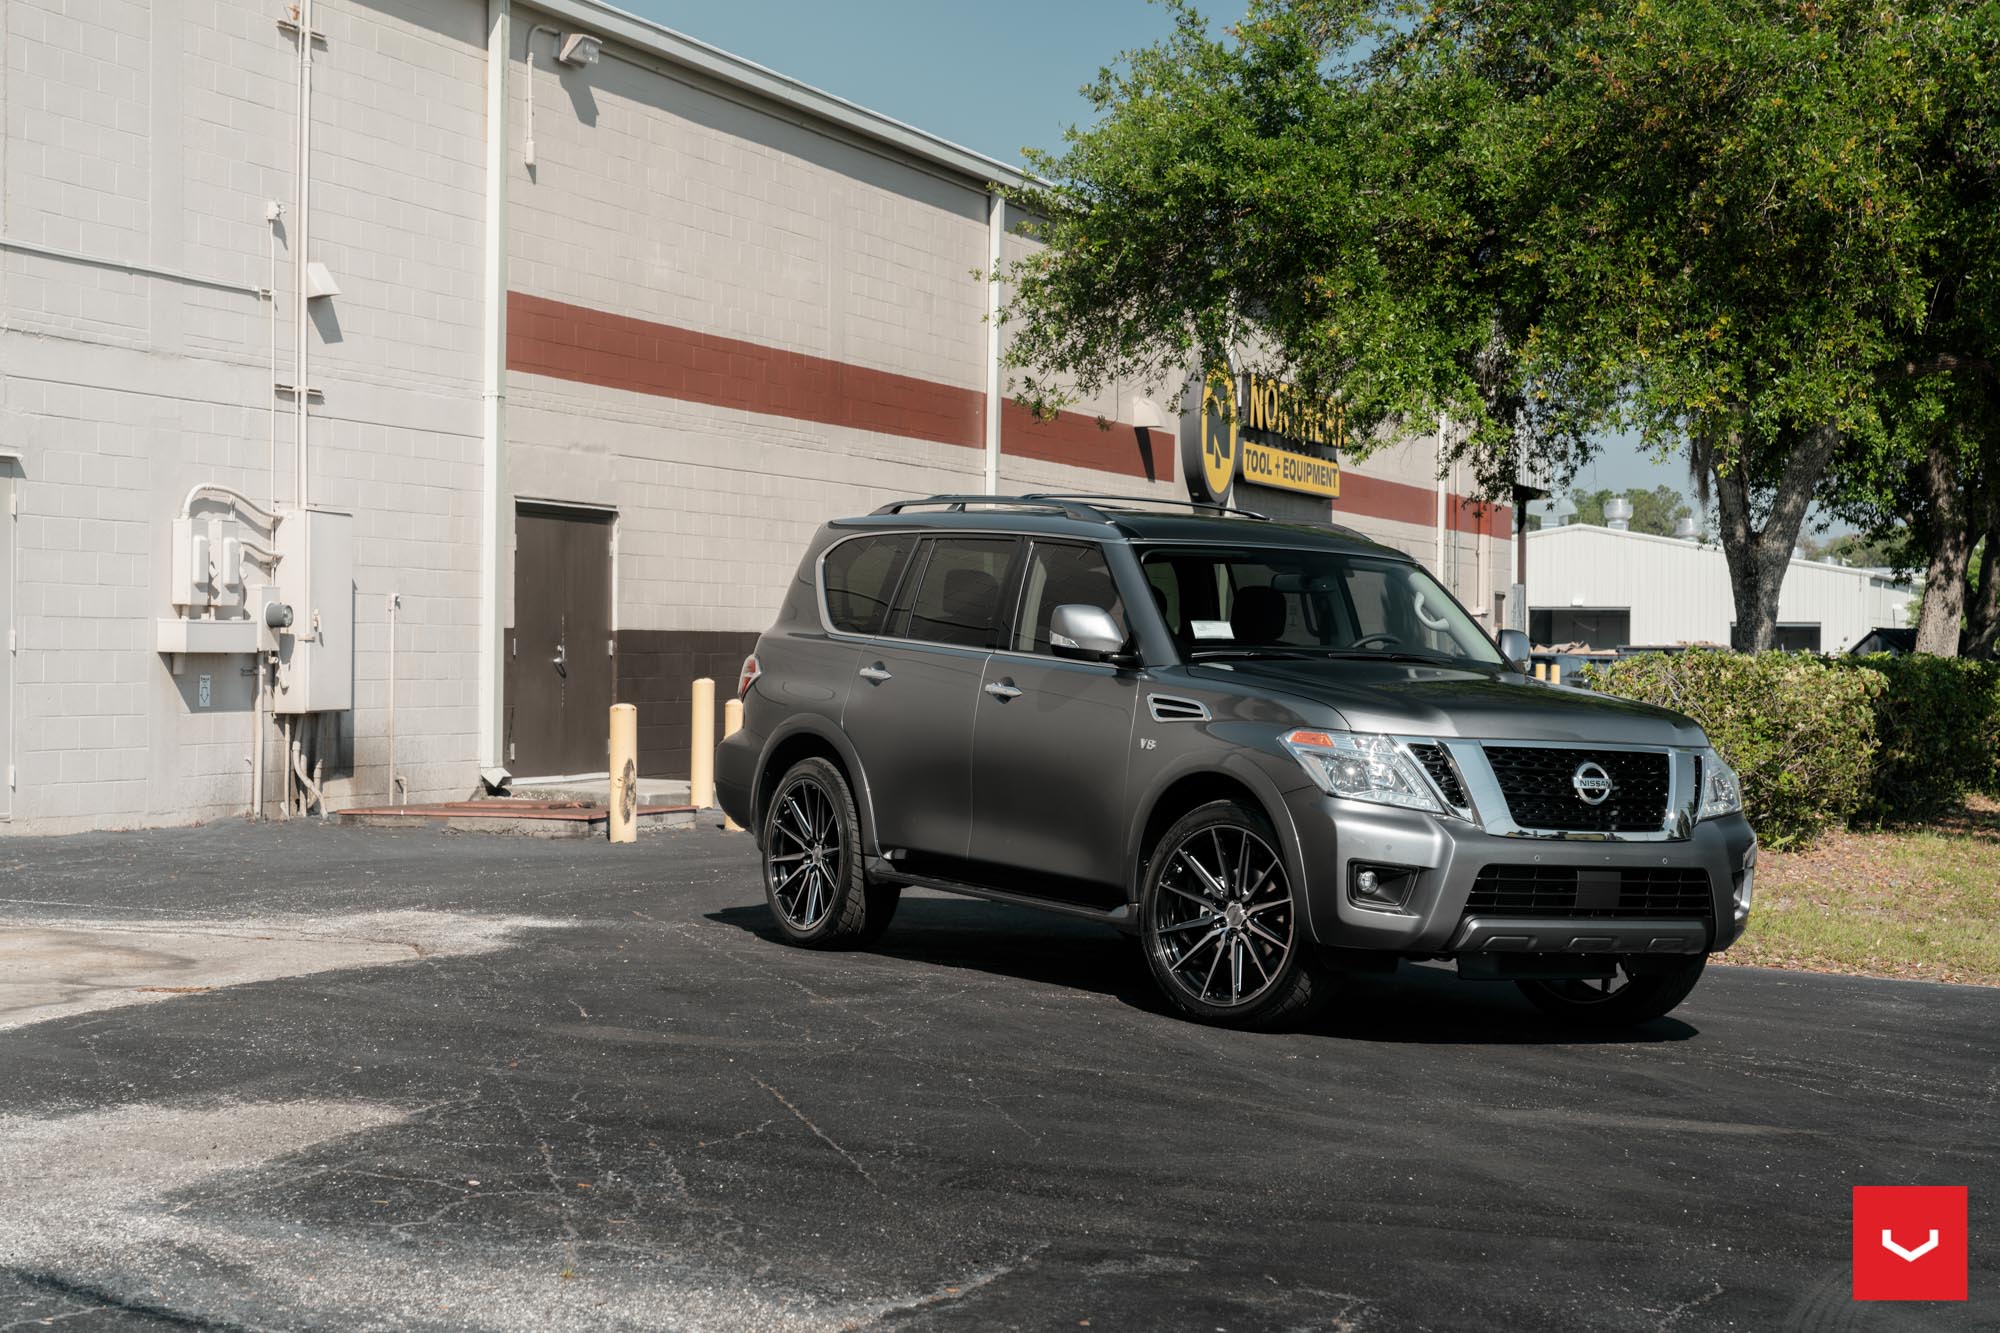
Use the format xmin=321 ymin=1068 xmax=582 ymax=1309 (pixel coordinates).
xmin=1515 ymin=956 xmax=1706 ymax=1027
xmin=1139 ymin=800 xmax=1325 ymax=1030
xmin=761 ymin=757 xmax=898 ymax=949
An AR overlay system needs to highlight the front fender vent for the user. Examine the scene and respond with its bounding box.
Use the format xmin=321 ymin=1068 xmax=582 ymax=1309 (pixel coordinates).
xmin=1147 ymin=694 xmax=1211 ymax=723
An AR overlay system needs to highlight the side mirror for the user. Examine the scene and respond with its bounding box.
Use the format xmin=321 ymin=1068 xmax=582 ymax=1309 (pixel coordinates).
xmin=1497 ymin=628 xmax=1533 ymax=673
xmin=1050 ymin=604 xmax=1126 ymax=661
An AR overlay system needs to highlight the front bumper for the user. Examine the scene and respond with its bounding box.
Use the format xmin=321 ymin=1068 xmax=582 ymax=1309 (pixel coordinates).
xmin=1280 ymin=789 xmax=1756 ymax=956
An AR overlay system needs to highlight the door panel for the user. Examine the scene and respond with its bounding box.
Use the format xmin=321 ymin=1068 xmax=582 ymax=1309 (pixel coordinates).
xmin=839 ymin=535 xmax=1018 ymax=858
xmin=511 ymin=506 xmax=614 ymax=777
xmin=970 ymin=540 xmax=1138 ymax=891
xmin=970 ymin=656 xmax=1138 ymax=891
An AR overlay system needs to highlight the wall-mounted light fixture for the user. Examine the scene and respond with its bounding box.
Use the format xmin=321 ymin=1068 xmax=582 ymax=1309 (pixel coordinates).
xmin=558 ymin=33 xmax=601 ymax=66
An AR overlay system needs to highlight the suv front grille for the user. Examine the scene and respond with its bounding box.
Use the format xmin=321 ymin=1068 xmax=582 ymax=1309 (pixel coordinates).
xmin=1483 ymin=746 xmax=1670 ymax=832
xmin=1466 ymin=865 xmax=1713 ymax=918
xmin=1406 ymin=743 xmax=1468 ymax=809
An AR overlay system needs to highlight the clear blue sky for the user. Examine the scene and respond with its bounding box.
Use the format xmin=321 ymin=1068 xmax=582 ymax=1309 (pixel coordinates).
xmin=625 ymin=0 xmax=1726 ymax=520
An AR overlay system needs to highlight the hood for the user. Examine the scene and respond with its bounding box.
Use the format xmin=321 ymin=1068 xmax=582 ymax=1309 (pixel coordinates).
xmin=1188 ymin=659 xmax=1704 ymax=746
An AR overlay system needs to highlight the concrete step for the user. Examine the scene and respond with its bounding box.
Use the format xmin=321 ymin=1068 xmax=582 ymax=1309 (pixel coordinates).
xmin=510 ymin=778 xmax=694 ymax=808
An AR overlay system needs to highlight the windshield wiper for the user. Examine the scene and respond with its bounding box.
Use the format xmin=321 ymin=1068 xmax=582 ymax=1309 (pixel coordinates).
xmin=1308 ymin=649 xmax=1466 ymax=667
xmin=1186 ymin=647 xmax=1322 ymax=662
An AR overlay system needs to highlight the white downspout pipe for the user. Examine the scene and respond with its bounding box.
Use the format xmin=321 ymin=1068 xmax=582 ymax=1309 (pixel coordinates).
xmin=292 ymin=0 xmax=314 ymax=509
xmin=1434 ymin=413 xmax=1448 ymax=582
xmin=479 ymin=0 xmax=512 ymax=773
xmin=983 ymin=190 xmax=1003 ymax=495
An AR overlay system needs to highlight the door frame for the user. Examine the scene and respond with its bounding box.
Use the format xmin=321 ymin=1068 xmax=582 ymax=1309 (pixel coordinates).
xmin=510 ymin=498 xmax=619 ymax=779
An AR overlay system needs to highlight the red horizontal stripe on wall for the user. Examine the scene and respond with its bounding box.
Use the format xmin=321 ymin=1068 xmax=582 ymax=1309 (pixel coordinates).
xmin=508 ymin=292 xmax=984 ymax=449
xmin=1338 ymin=470 xmax=1511 ymax=540
xmin=508 ymin=292 xmax=1508 ymax=534
xmin=1001 ymin=401 xmax=1173 ymax=481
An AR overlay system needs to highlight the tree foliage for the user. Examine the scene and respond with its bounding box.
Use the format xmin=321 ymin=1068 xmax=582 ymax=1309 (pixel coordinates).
xmin=1000 ymin=0 xmax=2000 ymax=653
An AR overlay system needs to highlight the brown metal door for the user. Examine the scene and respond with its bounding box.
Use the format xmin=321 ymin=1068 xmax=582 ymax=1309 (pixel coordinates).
xmin=511 ymin=505 xmax=614 ymax=777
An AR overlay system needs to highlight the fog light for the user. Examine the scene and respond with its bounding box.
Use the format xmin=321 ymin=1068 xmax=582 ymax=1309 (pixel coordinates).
xmin=1348 ymin=862 xmax=1417 ymax=910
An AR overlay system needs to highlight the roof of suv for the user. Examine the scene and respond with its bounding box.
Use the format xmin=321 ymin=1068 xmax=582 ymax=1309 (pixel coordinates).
xmin=832 ymin=494 xmax=1410 ymax=560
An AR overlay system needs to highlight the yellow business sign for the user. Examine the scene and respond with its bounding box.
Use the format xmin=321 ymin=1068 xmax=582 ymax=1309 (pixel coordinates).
xmin=1179 ymin=367 xmax=1342 ymax=502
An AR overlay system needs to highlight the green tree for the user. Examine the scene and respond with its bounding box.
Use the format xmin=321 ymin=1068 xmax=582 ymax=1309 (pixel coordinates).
xmin=999 ymin=0 xmax=1991 ymax=651
xmin=1568 ymin=486 xmax=1693 ymax=537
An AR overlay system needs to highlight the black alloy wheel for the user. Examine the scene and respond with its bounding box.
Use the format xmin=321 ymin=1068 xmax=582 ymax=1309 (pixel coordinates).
xmin=1140 ymin=800 xmax=1324 ymax=1029
xmin=761 ymin=757 xmax=899 ymax=948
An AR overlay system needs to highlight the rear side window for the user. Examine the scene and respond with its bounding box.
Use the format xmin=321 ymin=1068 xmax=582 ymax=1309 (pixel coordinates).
xmin=822 ymin=533 xmax=915 ymax=635
xmin=897 ymin=537 xmax=1016 ymax=649
xmin=1014 ymin=541 xmax=1127 ymax=654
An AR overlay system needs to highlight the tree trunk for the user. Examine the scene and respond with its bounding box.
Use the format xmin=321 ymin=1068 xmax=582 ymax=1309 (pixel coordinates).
xmin=1705 ymin=423 xmax=1838 ymax=652
xmin=1963 ymin=512 xmax=1999 ymax=658
xmin=1912 ymin=441 xmax=1969 ymax=657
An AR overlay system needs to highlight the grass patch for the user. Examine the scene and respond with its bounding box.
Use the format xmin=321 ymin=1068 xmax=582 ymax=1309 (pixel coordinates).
xmin=1727 ymin=796 xmax=2000 ymax=986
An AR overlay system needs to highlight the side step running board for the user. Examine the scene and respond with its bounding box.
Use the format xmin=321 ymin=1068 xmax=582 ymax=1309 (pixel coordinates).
xmin=864 ymin=858 xmax=1134 ymax=929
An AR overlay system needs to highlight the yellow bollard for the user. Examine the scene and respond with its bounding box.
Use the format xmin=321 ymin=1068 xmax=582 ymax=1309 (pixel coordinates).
xmin=722 ymin=698 xmax=744 ymax=831
xmin=690 ymin=677 xmax=716 ymax=809
xmin=1549 ymin=662 xmax=1563 ymax=686
xmin=1534 ymin=662 xmax=1548 ymax=681
xmin=608 ymin=703 xmax=638 ymax=844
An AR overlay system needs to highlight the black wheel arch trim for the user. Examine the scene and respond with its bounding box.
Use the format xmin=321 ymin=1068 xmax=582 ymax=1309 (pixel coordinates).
xmin=752 ymin=716 xmax=883 ymax=857
xmin=1125 ymin=751 xmax=1319 ymax=944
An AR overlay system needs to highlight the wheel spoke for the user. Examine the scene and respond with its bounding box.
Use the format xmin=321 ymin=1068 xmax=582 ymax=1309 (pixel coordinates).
xmin=1229 ymin=936 xmax=1244 ymax=999
xmin=1170 ymin=925 xmax=1224 ymax=972
xmin=1175 ymin=849 xmax=1229 ymax=899
xmin=1245 ymin=919 xmax=1287 ymax=952
xmin=1159 ymin=913 xmax=1218 ymax=935
xmin=1199 ymin=936 xmax=1225 ymax=1000
xmin=1243 ymin=938 xmax=1272 ymax=983
xmin=1165 ymin=882 xmax=1220 ymax=912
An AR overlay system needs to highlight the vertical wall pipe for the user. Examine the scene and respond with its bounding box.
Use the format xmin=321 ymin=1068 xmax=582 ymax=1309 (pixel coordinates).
xmin=983 ymin=190 xmax=1003 ymax=495
xmin=479 ymin=0 xmax=512 ymax=774
xmin=292 ymin=0 xmax=314 ymax=509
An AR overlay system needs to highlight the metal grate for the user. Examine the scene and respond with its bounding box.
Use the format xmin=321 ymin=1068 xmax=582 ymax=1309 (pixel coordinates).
xmin=1465 ymin=864 xmax=1713 ymax=918
xmin=1406 ymin=743 xmax=1468 ymax=809
xmin=1483 ymin=746 xmax=1671 ymax=833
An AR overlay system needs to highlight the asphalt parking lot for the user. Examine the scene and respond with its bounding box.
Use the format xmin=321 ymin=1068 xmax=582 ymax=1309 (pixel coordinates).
xmin=0 ymin=820 xmax=1993 ymax=1332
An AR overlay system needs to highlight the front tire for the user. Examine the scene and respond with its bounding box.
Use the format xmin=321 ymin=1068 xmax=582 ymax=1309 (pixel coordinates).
xmin=761 ymin=757 xmax=899 ymax=949
xmin=1515 ymin=956 xmax=1706 ymax=1027
xmin=1139 ymin=800 xmax=1325 ymax=1029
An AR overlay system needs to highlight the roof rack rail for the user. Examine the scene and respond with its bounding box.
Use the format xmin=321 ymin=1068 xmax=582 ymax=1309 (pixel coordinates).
xmin=1020 ymin=492 xmax=1270 ymax=522
xmin=870 ymin=494 xmax=1110 ymax=521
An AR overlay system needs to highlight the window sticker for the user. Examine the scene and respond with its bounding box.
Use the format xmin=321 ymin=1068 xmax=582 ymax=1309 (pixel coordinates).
xmin=1191 ymin=620 xmax=1234 ymax=640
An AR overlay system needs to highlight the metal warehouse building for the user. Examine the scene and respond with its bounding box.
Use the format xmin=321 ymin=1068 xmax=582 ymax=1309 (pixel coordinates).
xmin=1527 ymin=524 xmax=1916 ymax=653
xmin=0 ymin=0 xmax=1515 ymax=833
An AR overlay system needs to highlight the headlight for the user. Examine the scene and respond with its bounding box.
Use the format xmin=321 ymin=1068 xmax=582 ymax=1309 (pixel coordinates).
xmin=1699 ymin=747 xmax=1743 ymax=821
xmin=1280 ymin=730 xmax=1444 ymax=814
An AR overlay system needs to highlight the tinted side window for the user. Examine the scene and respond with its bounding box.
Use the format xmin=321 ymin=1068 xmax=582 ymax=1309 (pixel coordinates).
xmin=1015 ymin=542 xmax=1126 ymax=654
xmin=822 ymin=534 xmax=915 ymax=635
xmin=899 ymin=538 xmax=1015 ymax=649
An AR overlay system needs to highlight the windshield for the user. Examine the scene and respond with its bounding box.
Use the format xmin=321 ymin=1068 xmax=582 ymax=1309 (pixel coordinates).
xmin=1139 ymin=546 xmax=1505 ymax=668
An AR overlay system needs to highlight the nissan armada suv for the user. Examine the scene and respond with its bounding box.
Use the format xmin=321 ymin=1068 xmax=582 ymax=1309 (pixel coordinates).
xmin=715 ymin=495 xmax=1756 ymax=1030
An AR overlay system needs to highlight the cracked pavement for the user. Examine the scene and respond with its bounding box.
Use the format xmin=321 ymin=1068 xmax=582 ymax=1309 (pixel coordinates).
xmin=0 ymin=820 xmax=1994 ymax=1330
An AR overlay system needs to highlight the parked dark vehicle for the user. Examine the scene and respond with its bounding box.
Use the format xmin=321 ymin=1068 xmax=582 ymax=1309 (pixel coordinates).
xmin=716 ymin=495 xmax=1757 ymax=1029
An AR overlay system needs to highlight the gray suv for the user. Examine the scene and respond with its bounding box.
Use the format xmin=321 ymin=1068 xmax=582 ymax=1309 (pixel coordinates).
xmin=716 ymin=495 xmax=1756 ymax=1029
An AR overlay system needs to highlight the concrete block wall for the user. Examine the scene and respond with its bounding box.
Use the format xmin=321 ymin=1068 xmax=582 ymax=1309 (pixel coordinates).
xmin=0 ymin=0 xmax=489 ymax=832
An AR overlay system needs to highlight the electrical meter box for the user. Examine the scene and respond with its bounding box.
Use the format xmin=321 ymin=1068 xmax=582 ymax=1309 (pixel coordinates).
xmin=272 ymin=506 xmax=354 ymax=715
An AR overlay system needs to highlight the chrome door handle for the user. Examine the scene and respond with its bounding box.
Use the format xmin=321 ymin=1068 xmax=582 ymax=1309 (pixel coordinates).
xmin=983 ymin=680 xmax=1022 ymax=700
xmin=858 ymin=664 xmax=892 ymax=682
xmin=552 ymin=640 xmax=568 ymax=678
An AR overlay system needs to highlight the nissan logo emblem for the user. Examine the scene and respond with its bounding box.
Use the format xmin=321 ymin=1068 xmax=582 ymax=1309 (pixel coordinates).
xmin=1571 ymin=761 xmax=1615 ymax=806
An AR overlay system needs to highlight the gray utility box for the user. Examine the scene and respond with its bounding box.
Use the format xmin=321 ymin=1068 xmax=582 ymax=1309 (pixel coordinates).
xmin=272 ymin=507 xmax=354 ymax=715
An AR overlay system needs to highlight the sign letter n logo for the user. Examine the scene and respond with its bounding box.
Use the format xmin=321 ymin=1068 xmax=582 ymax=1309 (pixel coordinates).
xmin=1851 ymin=1187 xmax=1968 ymax=1302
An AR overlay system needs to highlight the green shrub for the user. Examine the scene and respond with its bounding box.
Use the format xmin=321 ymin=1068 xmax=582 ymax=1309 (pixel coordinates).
xmin=1845 ymin=654 xmax=2000 ymax=822
xmin=1582 ymin=651 xmax=1881 ymax=849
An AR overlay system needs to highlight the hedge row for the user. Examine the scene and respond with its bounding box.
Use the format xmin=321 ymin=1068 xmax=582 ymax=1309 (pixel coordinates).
xmin=1581 ymin=651 xmax=2000 ymax=848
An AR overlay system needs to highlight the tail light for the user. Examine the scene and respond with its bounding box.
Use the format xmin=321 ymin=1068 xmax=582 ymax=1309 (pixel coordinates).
xmin=737 ymin=653 xmax=762 ymax=698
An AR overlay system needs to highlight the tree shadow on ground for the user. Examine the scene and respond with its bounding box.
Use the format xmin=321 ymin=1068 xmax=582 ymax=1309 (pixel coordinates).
xmin=707 ymin=894 xmax=1698 ymax=1047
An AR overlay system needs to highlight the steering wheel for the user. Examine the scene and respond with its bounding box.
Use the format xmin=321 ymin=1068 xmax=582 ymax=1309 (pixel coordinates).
xmin=1351 ymin=632 xmax=1403 ymax=650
